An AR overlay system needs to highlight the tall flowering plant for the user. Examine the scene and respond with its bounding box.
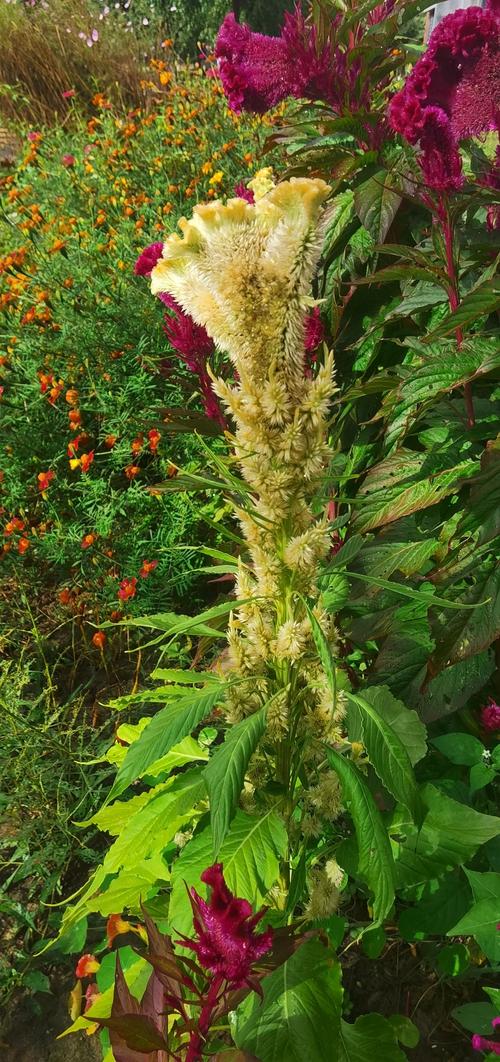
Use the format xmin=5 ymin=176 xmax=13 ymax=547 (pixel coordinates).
xmin=60 ymin=4 xmax=499 ymax=1060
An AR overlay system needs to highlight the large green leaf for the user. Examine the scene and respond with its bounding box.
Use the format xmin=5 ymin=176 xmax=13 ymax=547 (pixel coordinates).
xmin=414 ymin=651 xmax=495 ymax=723
xmin=392 ymin=784 xmax=500 ymax=888
xmin=204 ymin=706 xmax=268 ymax=856
xmin=169 ymin=810 xmax=287 ymax=935
xmin=398 ymin=872 xmax=471 ymax=941
xmin=346 ymin=691 xmax=424 ymax=824
xmin=327 ymin=748 xmax=395 ymax=923
xmin=339 ymin=1014 xmax=410 ymax=1061
xmin=423 ymin=276 xmax=500 ymax=341
xmin=232 ymin=939 xmax=343 ymax=1062
xmin=109 ymin=682 xmax=223 ymax=801
xmin=353 ymin=170 xmax=402 ymax=243
xmin=351 ymin=454 xmax=479 ymax=532
xmin=351 ymin=685 xmax=427 ymax=766
xmin=448 ymin=899 xmax=500 ymax=962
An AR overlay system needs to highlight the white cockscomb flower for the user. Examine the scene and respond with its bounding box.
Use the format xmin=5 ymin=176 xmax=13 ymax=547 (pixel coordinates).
xmin=274 ymin=620 xmax=307 ymax=662
xmin=150 ymin=179 xmax=331 ymax=390
xmin=306 ymin=867 xmax=341 ymax=919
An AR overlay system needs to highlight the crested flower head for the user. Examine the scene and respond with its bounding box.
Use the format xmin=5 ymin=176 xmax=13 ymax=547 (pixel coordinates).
xmin=179 ymin=863 xmax=272 ymax=987
xmin=134 ymin=241 xmax=164 ymax=277
xmin=215 ymin=6 xmax=334 ymax=114
xmin=150 ymin=178 xmax=330 ymax=391
xmin=389 ymin=1 xmax=500 ymax=190
xmin=480 ymin=698 xmax=500 ymax=732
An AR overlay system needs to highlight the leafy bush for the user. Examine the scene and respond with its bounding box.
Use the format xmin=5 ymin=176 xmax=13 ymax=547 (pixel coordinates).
xmin=158 ymin=0 xmax=293 ymax=56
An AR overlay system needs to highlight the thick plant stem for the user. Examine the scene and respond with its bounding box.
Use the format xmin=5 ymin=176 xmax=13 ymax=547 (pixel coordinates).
xmin=443 ymin=207 xmax=475 ymax=429
xmin=185 ymin=975 xmax=224 ymax=1062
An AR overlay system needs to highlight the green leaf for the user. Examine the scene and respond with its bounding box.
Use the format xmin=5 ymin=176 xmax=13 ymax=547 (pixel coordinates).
xmin=346 ymin=691 xmax=424 ymax=824
xmin=464 ymin=868 xmax=500 ymax=903
xmin=169 ymin=810 xmax=287 ymax=936
xmin=204 ymin=706 xmax=267 ymax=855
xmin=327 ymin=748 xmax=395 ymax=924
xmin=109 ymin=683 xmax=223 ymax=801
xmin=435 ymin=943 xmax=470 ymax=978
xmin=452 ymin=1001 xmax=498 ymax=1034
xmin=392 ymin=784 xmax=500 ymax=888
xmin=399 ymin=872 xmax=471 ymax=941
xmin=304 ymin=600 xmax=337 ymax=705
xmin=361 ymin=925 xmax=386 ymax=959
xmin=470 ymin=762 xmax=496 ymax=793
xmin=431 ymin=733 xmax=484 ymax=766
xmin=351 ymin=452 xmax=479 ymax=533
xmin=232 ymin=939 xmax=343 ymax=1062
xmin=339 ymin=1014 xmax=409 ymax=1061
xmin=423 ymin=276 xmax=500 ymax=342
xmin=448 ymin=899 xmax=500 ymax=962
xmin=150 ymin=668 xmax=220 ymax=684
xmin=352 ymin=686 xmax=427 ymax=766
xmin=354 ymin=170 xmax=402 ymax=243
xmin=415 ymin=651 xmax=496 ymax=723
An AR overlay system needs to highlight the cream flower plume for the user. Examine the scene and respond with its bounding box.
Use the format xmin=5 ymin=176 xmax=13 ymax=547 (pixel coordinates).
xmin=150 ymin=178 xmax=330 ymax=390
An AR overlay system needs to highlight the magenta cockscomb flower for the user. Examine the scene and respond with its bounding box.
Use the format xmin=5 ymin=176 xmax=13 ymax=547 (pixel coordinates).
xmin=134 ymin=241 xmax=164 ymax=277
xmin=304 ymin=306 xmax=324 ymax=353
xmin=161 ymin=293 xmax=214 ymax=370
xmin=389 ymin=1 xmax=500 ymax=191
xmin=215 ymin=5 xmax=335 ymax=114
xmin=234 ymin=180 xmax=255 ymax=203
xmin=480 ymin=698 xmax=500 ymax=732
xmin=162 ymin=294 xmax=225 ymax=426
xmin=472 ymin=1016 xmax=500 ymax=1055
xmin=180 ymin=863 xmax=273 ymax=988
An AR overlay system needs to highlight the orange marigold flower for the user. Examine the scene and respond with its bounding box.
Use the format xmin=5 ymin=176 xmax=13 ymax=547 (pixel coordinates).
xmin=130 ymin=435 xmax=144 ymax=455
xmin=92 ymin=630 xmax=106 ymax=650
xmin=65 ymin=388 xmax=79 ymax=406
xmin=124 ymin=464 xmax=140 ymax=480
xmin=37 ymin=470 xmax=55 ymax=492
xmin=63 ymin=277 xmax=74 ymax=289
xmin=4 ymin=517 xmax=24 ymax=536
xmin=79 ymin=451 xmax=94 ymax=473
xmin=148 ymin=428 xmax=161 ymax=454
xmin=139 ymin=559 xmax=158 ymax=578
xmin=159 ymin=71 xmax=172 ymax=85
xmin=59 ymin=587 xmax=73 ymax=605
xmin=49 ymin=239 xmax=66 ymax=254
xmin=104 ymin=434 xmax=117 ymax=448
xmin=117 ymin=576 xmax=137 ymax=602
xmin=17 ymin=536 xmax=30 ymax=554
xmin=69 ymin=409 xmax=82 ymax=429
xmin=75 ymin=954 xmax=100 ymax=979
xmin=81 ymin=533 xmax=96 ymax=549
xmin=38 ymin=371 xmax=54 ymax=394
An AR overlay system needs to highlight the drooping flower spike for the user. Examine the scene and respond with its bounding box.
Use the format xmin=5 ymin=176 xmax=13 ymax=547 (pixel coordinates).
xmin=178 ymin=863 xmax=273 ymax=988
xmin=389 ymin=1 xmax=500 ymax=191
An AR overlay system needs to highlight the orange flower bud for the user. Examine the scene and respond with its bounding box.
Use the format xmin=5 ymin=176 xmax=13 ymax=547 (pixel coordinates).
xmin=92 ymin=630 xmax=106 ymax=651
xmin=75 ymin=953 xmax=100 ymax=979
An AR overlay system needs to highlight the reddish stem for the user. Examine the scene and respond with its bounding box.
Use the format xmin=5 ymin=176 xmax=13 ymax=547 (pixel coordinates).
xmin=442 ymin=208 xmax=475 ymax=429
xmin=185 ymin=975 xmax=224 ymax=1062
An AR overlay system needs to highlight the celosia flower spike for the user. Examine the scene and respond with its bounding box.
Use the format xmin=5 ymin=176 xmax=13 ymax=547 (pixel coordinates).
xmin=389 ymin=1 xmax=500 ymax=191
xmin=150 ymin=178 xmax=331 ymax=395
xmin=215 ymin=5 xmax=335 ymax=114
xmin=178 ymin=863 xmax=272 ymax=988
xmin=480 ymin=698 xmax=500 ymax=732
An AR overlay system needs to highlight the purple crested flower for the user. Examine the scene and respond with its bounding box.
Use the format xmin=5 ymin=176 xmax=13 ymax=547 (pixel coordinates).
xmin=304 ymin=306 xmax=324 ymax=354
xmin=161 ymin=295 xmax=225 ymax=427
xmin=179 ymin=863 xmax=273 ymax=988
xmin=480 ymin=698 xmax=500 ymax=732
xmin=389 ymin=1 xmax=500 ymax=191
xmin=134 ymin=241 xmax=164 ymax=277
xmin=215 ymin=5 xmax=335 ymax=114
xmin=233 ymin=180 xmax=255 ymax=203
